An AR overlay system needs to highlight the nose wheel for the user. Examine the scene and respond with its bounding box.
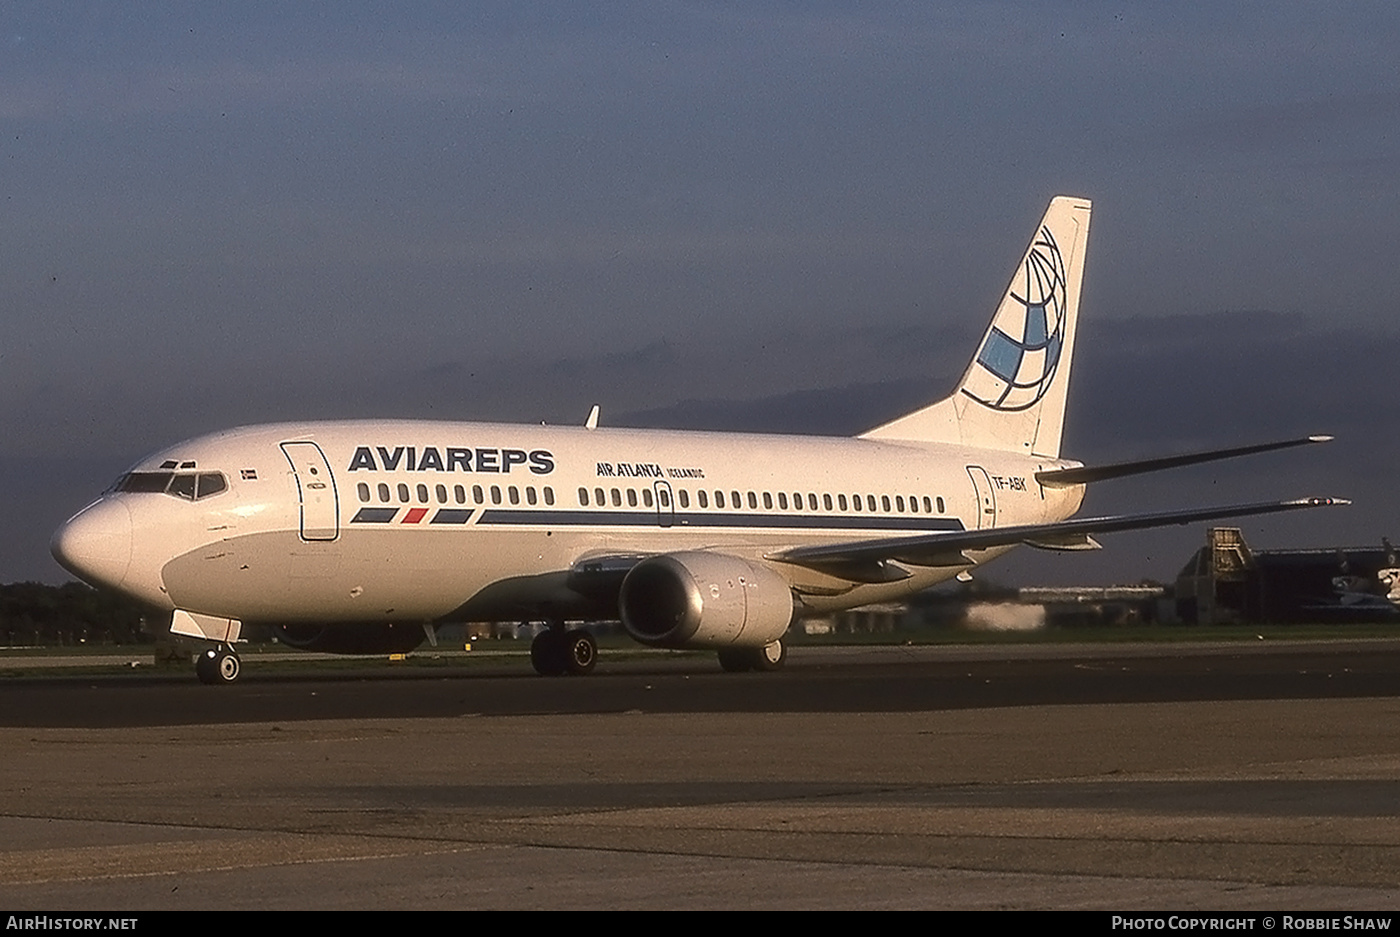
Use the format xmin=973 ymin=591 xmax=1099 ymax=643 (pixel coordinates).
xmin=195 ymin=644 xmax=241 ymax=685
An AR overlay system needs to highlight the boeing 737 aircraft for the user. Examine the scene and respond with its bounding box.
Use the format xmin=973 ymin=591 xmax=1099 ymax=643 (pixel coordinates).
xmin=51 ymin=197 xmax=1344 ymax=683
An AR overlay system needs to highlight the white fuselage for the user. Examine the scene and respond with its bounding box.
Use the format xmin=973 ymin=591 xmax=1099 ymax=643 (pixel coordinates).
xmin=53 ymin=419 xmax=1085 ymax=626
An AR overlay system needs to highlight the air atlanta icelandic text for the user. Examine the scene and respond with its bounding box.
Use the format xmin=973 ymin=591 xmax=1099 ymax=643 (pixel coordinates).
xmin=347 ymin=446 xmax=554 ymax=475
xmin=596 ymin=462 xmax=706 ymax=479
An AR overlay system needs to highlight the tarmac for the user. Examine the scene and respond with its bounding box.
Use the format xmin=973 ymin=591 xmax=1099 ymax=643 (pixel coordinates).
xmin=2 ymin=640 xmax=1399 ymax=910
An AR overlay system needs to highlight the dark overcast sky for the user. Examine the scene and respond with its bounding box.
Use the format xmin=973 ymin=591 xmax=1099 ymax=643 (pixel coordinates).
xmin=3 ymin=3 xmax=1398 ymax=586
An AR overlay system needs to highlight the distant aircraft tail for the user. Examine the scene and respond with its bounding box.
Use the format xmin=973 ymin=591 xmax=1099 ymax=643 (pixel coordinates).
xmin=860 ymin=196 xmax=1091 ymax=458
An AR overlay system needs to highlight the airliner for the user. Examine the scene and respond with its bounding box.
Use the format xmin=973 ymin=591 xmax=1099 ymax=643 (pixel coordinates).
xmin=51 ymin=197 xmax=1344 ymax=684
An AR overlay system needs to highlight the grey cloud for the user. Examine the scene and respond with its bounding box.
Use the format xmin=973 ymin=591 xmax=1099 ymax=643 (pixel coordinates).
xmin=1172 ymin=93 xmax=1400 ymax=156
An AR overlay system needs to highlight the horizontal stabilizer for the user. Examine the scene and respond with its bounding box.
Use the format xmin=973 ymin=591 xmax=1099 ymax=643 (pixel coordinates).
xmin=1036 ymin=435 xmax=1333 ymax=488
xmin=773 ymin=497 xmax=1347 ymax=573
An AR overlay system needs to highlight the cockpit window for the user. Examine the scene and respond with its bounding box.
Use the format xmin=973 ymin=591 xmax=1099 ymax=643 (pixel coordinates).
xmin=114 ymin=471 xmax=229 ymax=501
xmin=168 ymin=474 xmax=197 ymax=500
xmin=118 ymin=472 xmax=175 ymax=493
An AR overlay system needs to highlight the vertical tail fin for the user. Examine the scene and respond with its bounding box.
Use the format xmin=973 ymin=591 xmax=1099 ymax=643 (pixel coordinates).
xmin=860 ymin=196 xmax=1091 ymax=458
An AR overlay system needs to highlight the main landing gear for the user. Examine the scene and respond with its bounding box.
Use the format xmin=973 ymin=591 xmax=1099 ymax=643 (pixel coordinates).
xmin=530 ymin=625 xmax=598 ymax=676
xmin=526 ymin=628 xmax=788 ymax=677
xmin=717 ymin=639 xmax=786 ymax=673
xmin=195 ymin=643 xmax=241 ymax=685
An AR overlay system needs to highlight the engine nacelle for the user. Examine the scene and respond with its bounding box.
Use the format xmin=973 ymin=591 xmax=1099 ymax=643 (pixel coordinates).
xmin=271 ymin=622 xmax=428 ymax=655
xmin=619 ymin=552 xmax=794 ymax=649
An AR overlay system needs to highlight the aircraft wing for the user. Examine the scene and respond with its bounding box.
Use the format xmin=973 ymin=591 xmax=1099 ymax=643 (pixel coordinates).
xmin=771 ymin=497 xmax=1347 ymax=582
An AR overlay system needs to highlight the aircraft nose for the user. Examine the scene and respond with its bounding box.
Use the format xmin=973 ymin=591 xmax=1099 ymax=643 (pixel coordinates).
xmin=51 ymin=498 xmax=133 ymax=590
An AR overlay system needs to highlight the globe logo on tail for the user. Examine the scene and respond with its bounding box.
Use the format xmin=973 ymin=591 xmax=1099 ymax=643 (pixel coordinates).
xmin=962 ymin=226 xmax=1068 ymax=412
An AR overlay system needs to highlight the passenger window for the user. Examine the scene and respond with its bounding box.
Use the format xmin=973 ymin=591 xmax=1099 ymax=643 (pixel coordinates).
xmin=778 ymin=492 xmax=788 ymax=510
xmin=397 ymin=484 xmax=409 ymax=503
xmin=595 ymin=487 xmax=606 ymax=506
xmin=823 ymin=493 xmax=832 ymax=511
xmin=895 ymin=495 xmax=904 ymax=512
xmin=611 ymin=488 xmax=622 ymax=507
xmin=867 ymin=495 xmax=877 ymax=512
xmin=714 ymin=491 xmax=724 ymax=509
xmin=626 ymin=489 xmax=638 ymax=507
xmin=747 ymin=491 xmax=757 ymax=509
xmin=881 ymin=495 xmax=891 ymax=512
xmin=838 ymin=494 xmax=847 ymax=511
xmin=642 ymin=489 xmax=654 ymax=508
xmin=936 ymin=496 xmax=944 ymax=513
xmin=357 ymin=482 xmax=370 ymax=503
xmin=526 ymin=487 xmax=538 ymax=505
xmin=473 ymin=485 xmax=485 ymax=505
xmin=699 ymin=490 xmax=709 ymax=508
xmin=579 ymin=487 xmax=590 ymax=507
xmin=508 ymin=486 xmax=520 ymax=505
xmin=851 ymin=494 xmax=861 ymax=512
xmin=378 ymin=483 xmax=391 ymax=503
xmin=676 ymin=490 xmax=686 ymax=508
xmin=544 ymin=487 xmax=555 ymax=506
xmin=436 ymin=484 xmax=448 ymax=504
xmin=454 ymin=485 xmax=466 ymax=504
xmin=491 ymin=485 xmax=502 ymax=505
xmin=417 ymin=484 xmax=429 ymax=503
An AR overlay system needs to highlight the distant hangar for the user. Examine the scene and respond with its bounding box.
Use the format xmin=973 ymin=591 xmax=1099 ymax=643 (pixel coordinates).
xmin=1175 ymin=527 xmax=1400 ymax=624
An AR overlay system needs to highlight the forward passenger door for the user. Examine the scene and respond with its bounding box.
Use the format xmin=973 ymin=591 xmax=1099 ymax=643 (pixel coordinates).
xmin=281 ymin=441 xmax=340 ymax=541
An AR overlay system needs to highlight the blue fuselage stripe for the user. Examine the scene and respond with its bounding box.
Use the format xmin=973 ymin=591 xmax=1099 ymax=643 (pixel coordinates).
xmin=475 ymin=509 xmax=964 ymax=533
xmin=350 ymin=506 xmax=966 ymax=534
xmin=430 ymin=508 xmax=476 ymax=524
xmin=351 ymin=507 xmax=399 ymax=523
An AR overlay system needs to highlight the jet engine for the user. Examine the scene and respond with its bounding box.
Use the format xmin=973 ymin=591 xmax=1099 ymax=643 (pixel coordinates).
xmin=272 ymin=622 xmax=428 ymax=655
xmin=619 ymin=551 xmax=794 ymax=649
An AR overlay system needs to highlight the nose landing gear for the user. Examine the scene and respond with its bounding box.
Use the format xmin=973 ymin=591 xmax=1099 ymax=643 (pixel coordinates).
xmin=195 ymin=644 xmax=241 ymax=685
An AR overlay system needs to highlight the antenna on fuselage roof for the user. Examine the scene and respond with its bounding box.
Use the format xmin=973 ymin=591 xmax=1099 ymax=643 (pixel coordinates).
xmin=585 ymin=405 xmax=600 ymax=431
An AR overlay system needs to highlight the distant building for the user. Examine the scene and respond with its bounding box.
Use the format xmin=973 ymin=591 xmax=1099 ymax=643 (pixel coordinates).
xmin=1175 ymin=527 xmax=1400 ymax=624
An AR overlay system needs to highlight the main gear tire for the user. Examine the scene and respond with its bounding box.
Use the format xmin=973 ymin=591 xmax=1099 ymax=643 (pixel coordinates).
xmin=562 ymin=630 xmax=598 ymax=676
xmin=530 ymin=631 xmax=567 ymax=676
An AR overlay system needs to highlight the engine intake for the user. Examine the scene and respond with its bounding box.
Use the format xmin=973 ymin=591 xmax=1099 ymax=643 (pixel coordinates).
xmin=619 ymin=552 xmax=794 ymax=649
